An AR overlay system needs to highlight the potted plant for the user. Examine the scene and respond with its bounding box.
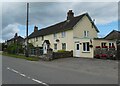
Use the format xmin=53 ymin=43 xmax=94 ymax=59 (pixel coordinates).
xmin=96 ymin=46 xmax=101 ymax=48
xmin=56 ymin=39 xmax=59 ymax=42
xmin=102 ymin=46 xmax=108 ymax=48
xmin=89 ymin=45 xmax=93 ymax=48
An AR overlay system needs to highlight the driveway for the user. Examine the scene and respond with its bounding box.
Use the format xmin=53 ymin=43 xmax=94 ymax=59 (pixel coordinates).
xmin=39 ymin=57 xmax=118 ymax=79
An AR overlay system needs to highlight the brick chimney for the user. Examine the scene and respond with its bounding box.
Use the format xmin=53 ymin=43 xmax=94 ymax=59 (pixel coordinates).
xmin=67 ymin=10 xmax=74 ymax=20
xmin=14 ymin=33 xmax=18 ymax=38
xmin=34 ymin=26 xmax=38 ymax=32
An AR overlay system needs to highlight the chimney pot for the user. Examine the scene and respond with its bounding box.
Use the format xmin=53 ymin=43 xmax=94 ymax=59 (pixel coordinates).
xmin=34 ymin=26 xmax=38 ymax=32
xmin=14 ymin=33 xmax=18 ymax=38
xmin=67 ymin=10 xmax=74 ymax=20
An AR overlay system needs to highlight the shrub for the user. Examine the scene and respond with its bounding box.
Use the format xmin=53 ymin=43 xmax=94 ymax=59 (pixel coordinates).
xmin=57 ymin=50 xmax=66 ymax=52
xmin=6 ymin=43 xmax=24 ymax=54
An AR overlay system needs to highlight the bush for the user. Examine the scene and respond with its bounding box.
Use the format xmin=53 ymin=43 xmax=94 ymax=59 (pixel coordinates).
xmin=57 ymin=50 xmax=66 ymax=52
xmin=6 ymin=43 xmax=24 ymax=54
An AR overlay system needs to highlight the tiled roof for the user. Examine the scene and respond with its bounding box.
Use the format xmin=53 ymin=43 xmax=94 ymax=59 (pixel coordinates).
xmin=7 ymin=36 xmax=24 ymax=42
xmin=104 ymin=30 xmax=120 ymax=40
xmin=28 ymin=13 xmax=99 ymax=39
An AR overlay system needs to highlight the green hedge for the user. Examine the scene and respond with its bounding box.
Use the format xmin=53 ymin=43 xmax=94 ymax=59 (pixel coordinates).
xmin=6 ymin=43 xmax=24 ymax=54
xmin=2 ymin=53 xmax=39 ymax=61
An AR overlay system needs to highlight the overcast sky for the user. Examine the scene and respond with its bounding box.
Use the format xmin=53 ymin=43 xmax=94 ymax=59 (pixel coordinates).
xmin=1 ymin=2 xmax=118 ymax=42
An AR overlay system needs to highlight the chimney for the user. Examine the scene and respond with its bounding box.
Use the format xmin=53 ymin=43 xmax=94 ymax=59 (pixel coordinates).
xmin=14 ymin=33 xmax=18 ymax=38
xmin=34 ymin=26 xmax=38 ymax=32
xmin=67 ymin=10 xmax=74 ymax=20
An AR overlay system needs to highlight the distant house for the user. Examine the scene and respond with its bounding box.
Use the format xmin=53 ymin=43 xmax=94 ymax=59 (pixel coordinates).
xmin=7 ymin=33 xmax=24 ymax=45
xmin=104 ymin=30 xmax=120 ymax=45
xmin=104 ymin=30 xmax=120 ymax=58
xmin=28 ymin=10 xmax=116 ymax=58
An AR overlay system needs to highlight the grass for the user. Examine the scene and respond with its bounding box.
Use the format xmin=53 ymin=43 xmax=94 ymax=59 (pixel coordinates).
xmin=2 ymin=52 xmax=39 ymax=61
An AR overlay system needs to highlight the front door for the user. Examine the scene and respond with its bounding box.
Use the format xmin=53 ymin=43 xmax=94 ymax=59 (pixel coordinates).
xmin=75 ymin=43 xmax=80 ymax=57
xmin=43 ymin=43 xmax=47 ymax=54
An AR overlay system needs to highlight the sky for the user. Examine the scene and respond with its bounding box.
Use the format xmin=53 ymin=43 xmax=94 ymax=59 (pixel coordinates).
xmin=1 ymin=1 xmax=118 ymax=42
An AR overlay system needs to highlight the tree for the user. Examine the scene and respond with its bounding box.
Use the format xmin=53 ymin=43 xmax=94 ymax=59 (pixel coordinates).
xmin=6 ymin=43 xmax=24 ymax=54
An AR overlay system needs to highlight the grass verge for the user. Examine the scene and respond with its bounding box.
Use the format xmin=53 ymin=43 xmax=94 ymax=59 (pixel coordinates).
xmin=2 ymin=52 xmax=39 ymax=61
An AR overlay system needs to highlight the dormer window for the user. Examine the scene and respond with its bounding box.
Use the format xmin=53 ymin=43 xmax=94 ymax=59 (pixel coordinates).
xmin=84 ymin=31 xmax=89 ymax=37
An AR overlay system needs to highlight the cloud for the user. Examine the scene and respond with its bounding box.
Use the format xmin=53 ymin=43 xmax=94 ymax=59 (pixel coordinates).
xmin=1 ymin=0 xmax=119 ymax=2
xmin=2 ymin=2 xmax=118 ymax=41
xmin=2 ymin=2 xmax=118 ymax=27
xmin=2 ymin=23 xmax=20 ymax=41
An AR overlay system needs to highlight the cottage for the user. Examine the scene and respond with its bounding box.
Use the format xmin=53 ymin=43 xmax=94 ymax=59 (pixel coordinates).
xmin=28 ymin=10 xmax=116 ymax=58
xmin=7 ymin=33 xmax=24 ymax=45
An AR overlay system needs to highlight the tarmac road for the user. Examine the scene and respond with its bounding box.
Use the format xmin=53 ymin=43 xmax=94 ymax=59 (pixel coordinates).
xmin=2 ymin=55 xmax=118 ymax=84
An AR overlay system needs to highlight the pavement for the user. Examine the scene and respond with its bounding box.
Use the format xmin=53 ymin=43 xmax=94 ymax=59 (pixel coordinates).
xmin=2 ymin=55 xmax=118 ymax=84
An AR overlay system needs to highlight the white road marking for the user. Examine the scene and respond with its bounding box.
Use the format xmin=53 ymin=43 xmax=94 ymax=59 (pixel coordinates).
xmin=20 ymin=73 xmax=26 ymax=77
xmin=11 ymin=69 xmax=19 ymax=73
xmin=7 ymin=67 xmax=49 ymax=85
xmin=7 ymin=67 xmax=10 ymax=70
xmin=32 ymin=78 xmax=43 ymax=83
xmin=32 ymin=78 xmax=49 ymax=86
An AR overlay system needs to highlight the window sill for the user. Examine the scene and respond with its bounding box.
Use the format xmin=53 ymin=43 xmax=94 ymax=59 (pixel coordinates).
xmin=82 ymin=51 xmax=90 ymax=53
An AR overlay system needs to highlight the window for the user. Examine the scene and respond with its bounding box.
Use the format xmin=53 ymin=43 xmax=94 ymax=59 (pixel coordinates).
xmin=30 ymin=40 xmax=33 ymax=43
xmin=54 ymin=43 xmax=57 ymax=50
xmin=76 ymin=44 xmax=79 ymax=50
xmin=62 ymin=43 xmax=66 ymax=50
xmin=84 ymin=31 xmax=89 ymax=37
xmin=61 ymin=31 xmax=66 ymax=38
xmin=109 ymin=43 xmax=114 ymax=47
xmin=83 ymin=42 xmax=90 ymax=51
xmin=34 ymin=38 xmax=35 ymax=42
xmin=53 ymin=33 xmax=57 ymax=39
xmin=101 ymin=42 xmax=106 ymax=47
xmin=42 ymin=36 xmax=44 ymax=41
xmin=36 ymin=37 xmax=38 ymax=41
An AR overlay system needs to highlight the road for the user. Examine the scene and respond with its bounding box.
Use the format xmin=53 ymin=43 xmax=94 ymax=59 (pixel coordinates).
xmin=2 ymin=55 xmax=118 ymax=84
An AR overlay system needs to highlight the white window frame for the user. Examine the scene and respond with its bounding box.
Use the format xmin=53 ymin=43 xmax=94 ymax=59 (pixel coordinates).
xmin=62 ymin=43 xmax=66 ymax=50
xmin=101 ymin=42 xmax=106 ymax=47
xmin=53 ymin=33 xmax=57 ymax=39
xmin=84 ymin=31 xmax=89 ymax=37
xmin=54 ymin=43 xmax=57 ymax=50
xmin=109 ymin=42 xmax=114 ymax=47
xmin=36 ymin=37 xmax=38 ymax=41
xmin=61 ymin=31 xmax=66 ymax=38
xmin=42 ymin=36 xmax=44 ymax=41
xmin=83 ymin=42 xmax=90 ymax=52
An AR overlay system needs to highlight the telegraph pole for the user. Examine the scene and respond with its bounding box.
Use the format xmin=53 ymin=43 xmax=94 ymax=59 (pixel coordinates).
xmin=25 ymin=3 xmax=29 ymax=57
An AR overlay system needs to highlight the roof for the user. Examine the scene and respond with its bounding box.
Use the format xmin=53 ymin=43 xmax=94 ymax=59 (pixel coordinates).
xmin=28 ymin=13 xmax=99 ymax=39
xmin=104 ymin=30 xmax=120 ymax=40
xmin=94 ymin=38 xmax=115 ymax=41
xmin=7 ymin=36 xmax=24 ymax=42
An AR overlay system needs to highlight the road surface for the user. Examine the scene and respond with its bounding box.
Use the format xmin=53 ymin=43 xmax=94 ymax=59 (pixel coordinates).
xmin=2 ymin=55 xmax=118 ymax=85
